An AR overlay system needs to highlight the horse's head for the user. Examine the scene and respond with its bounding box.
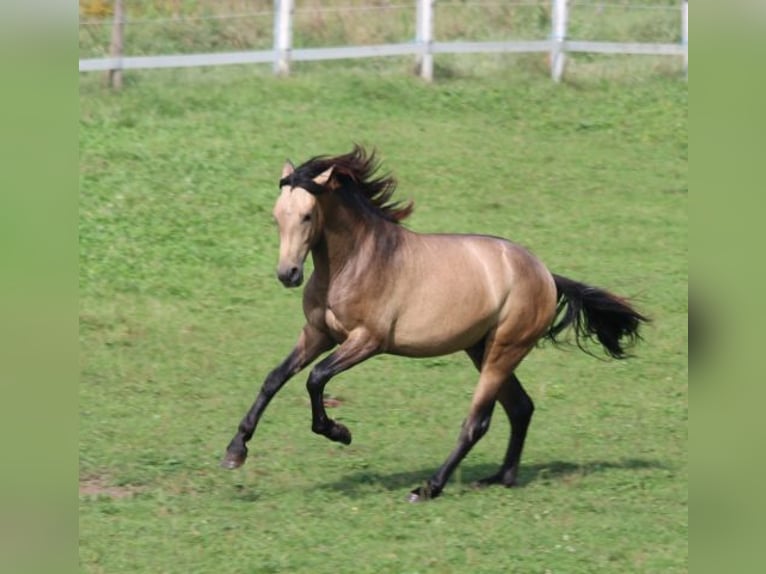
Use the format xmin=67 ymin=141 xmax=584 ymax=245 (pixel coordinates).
xmin=272 ymin=161 xmax=333 ymax=287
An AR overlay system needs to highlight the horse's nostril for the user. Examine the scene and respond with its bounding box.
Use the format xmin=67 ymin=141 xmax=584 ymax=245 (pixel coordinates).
xmin=277 ymin=265 xmax=303 ymax=287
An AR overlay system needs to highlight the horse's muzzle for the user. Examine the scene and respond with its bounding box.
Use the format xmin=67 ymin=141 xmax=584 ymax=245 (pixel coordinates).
xmin=277 ymin=265 xmax=303 ymax=288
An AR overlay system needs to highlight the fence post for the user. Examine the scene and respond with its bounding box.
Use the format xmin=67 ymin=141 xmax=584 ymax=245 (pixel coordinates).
xmin=681 ymin=0 xmax=688 ymax=76
xmin=107 ymin=0 xmax=124 ymax=89
xmin=273 ymin=0 xmax=293 ymax=76
xmin=550 ymin=0 xmax=568 ymax=82
xmin=416 ymin=0 xmax=434 ymax=81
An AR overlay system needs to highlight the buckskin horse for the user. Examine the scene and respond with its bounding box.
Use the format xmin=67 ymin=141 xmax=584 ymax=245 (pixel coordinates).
xmin=222 ymin=145 xmax=648 ymax=501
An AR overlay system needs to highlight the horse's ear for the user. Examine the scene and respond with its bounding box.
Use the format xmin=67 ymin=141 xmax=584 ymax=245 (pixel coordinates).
xmin=312 ymin=166 xmax=334 ymax=187
xmin=281 ymin=160 xmax=295 ymax=179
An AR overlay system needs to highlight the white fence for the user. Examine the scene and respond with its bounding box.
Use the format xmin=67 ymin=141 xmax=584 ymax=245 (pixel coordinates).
xmin=79 ymin=0 xmax=688 ymax=85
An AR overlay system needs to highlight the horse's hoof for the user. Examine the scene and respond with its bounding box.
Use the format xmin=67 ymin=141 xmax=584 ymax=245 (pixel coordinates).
xmin=330 ymin=422 xmax=352 ymax=445
xmin=407 ymin=484 xmax=439 ymax=503
xmin=221 ymin=450 xmax=247 ymax=470
xmin=407 ymin=490 xmax=423 ymax=503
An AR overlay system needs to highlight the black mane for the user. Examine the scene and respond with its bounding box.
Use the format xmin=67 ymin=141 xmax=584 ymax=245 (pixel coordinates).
xmin=281 ymin=144 xmax=413 ymax=224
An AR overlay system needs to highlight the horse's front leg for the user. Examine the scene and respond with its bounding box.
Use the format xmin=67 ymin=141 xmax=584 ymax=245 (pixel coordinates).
xmin=305 ymin=329 xmax=379 ymax=445
xmin=221 ymin=325 xmax=334 ymax=469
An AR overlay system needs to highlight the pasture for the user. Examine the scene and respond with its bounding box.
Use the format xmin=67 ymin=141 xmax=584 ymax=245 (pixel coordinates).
xmin=79 ymin=63 xmax=687 ymax=572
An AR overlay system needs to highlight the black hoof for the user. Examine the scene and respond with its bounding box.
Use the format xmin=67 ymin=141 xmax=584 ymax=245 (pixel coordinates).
xmin=221 ymin=448 xmax=247 ymax=470
xmin=407 ymin=484 xmax=440 ymax=503
xmin=328 ymin=422 xmax=352 ymax=445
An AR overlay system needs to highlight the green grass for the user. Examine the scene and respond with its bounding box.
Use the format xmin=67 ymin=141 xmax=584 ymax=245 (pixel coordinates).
xmin=79 ymin=65 xmax=687 ymax=572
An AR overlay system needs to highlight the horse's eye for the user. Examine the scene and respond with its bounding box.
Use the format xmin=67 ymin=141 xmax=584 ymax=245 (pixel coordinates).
xmin=301 ymin=213 xmax=312 ymax=223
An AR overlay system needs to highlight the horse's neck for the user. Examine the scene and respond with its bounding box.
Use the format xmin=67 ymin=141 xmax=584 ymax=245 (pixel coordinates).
xmin=310 ymin=224 xmax=368 ymax=282
xmin=310 ymin=205 xmax=400 ymax=285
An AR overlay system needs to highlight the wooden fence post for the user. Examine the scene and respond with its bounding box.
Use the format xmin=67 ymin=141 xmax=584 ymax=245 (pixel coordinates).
xmin=681 ymin=0 xmax=688 ymax=75
xmin=550 ymin=0 xmax=568 ymax=82
xmin=416 ymin=0 xmax=434 ymax=81
xmin=274 ymin=0 xmax=293 ymax=76
xmin=108 ymin=0 xmax=124 ymax=89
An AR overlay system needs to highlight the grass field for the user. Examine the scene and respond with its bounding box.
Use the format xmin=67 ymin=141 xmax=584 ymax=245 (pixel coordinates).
xmin=79 ymin=62 xmax=687 ymax=573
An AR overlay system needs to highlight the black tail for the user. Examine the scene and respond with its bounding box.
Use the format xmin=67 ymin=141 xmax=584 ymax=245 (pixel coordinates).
xmin=546 ymin=274 xmax=649 ymax=359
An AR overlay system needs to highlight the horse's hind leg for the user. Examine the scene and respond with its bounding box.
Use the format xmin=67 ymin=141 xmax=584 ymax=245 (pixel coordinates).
xmin=408 ymin=342 xmax=531 ymax=502
xmin=475 ymin=373 xmax=534 ymax=488
xmin=466 ymin=343 xmax=534 ymax=488
xmin=407 ymin=392 xmax=497 ymax=502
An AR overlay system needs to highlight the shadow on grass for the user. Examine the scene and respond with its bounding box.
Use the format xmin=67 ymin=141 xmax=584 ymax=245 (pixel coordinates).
xmin=315 ymin=458 xmax=669 ymax=498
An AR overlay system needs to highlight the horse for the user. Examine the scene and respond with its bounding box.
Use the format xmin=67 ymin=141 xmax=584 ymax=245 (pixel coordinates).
xmin=221 ymin=145 xmax=648 ymax=501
